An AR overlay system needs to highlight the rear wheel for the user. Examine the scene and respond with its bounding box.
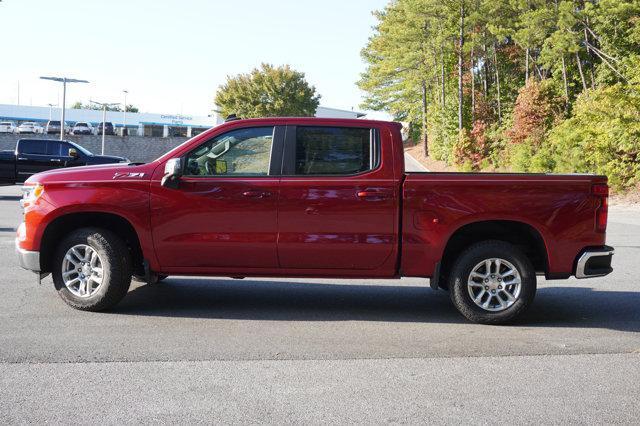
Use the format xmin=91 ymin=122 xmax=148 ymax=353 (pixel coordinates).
xmin=52 ymin=228 xmax=132 ymax=311
xmin=448 ymin=240 xmax=536 ymax=324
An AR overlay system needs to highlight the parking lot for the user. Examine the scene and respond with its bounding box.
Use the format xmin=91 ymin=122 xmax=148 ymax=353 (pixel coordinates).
xmin=0 ymin=183 xmax=639 ymax=423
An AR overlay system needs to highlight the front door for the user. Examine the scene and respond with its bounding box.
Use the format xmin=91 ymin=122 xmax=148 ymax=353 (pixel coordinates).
xmin=277 ymin=125 xmax=398 ymax=271
xmin=150 ymin=126 xmax=283 ymax=269
xmin=45 ymin=140 xmax=76 ymax=170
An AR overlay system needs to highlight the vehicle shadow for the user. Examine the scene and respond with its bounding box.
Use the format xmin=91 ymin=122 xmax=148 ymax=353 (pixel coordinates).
xmin=116 ymin=278 xmax=459 ymax=323
xmin=115 ymin=278 xmax=640 ymax=332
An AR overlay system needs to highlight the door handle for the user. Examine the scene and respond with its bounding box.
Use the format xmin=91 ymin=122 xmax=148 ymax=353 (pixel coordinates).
xmin=242 ymin=190 xmax=271 ymax=198
xmin=356 ymin=190 xmax=392 ymax=200
xmin=50 ymin=158 xmax=61 ymax=162
xmin=17 ymin=157 xmax=28 ymax=161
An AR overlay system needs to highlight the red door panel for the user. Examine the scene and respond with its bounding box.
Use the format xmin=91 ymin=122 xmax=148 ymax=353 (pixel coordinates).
xmin=277 ymin=177 xmax=397 ymax=269
xmin=150 ymin=178 xmax=279 ymax=268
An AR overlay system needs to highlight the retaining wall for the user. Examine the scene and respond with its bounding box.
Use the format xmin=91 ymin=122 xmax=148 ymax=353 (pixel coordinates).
xmin=0 ymin=134 xmax=189 ymax=163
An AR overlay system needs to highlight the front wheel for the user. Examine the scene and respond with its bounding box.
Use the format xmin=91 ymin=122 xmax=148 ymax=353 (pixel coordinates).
xmin=52 ymin=228 xmax=132 ymax=311
xmin=448 ymin=240 xmax=536 ymax=325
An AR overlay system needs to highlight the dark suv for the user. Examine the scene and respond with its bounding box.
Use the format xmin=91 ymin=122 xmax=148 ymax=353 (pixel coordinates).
xmin=96 ymin=122 xmax=115 ymax=135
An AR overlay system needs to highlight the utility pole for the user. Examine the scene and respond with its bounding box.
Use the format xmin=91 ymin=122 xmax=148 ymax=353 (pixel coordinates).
xmin=47 ymin=103 xmax=57 ymax=120
xmin=40 ymin=76 xmax=89 ymax=140
xmin=90 ymin=100 xmax=119 ymax=155
xmin=122 ymin=90 xmax=128 ymax=136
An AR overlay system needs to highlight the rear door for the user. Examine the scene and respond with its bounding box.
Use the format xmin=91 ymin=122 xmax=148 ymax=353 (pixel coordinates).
xmin=277 ymin=125 xmax=398 ymax=271
xmin=15 ymin=140 xmax=52 ymax=178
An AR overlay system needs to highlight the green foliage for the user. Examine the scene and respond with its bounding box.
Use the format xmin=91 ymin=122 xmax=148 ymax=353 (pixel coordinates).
xmin=215 ymin=64 xmax=320 ymax=118
xmin=428 ymin=101 xmax=459 ymax=163
xmin=359 ymin=0 xmax=639 ymax=189
xmin=70 ymin=102 xmax=137 ymax=112
xmin=547 ymin=82 xmax=640 ymax=189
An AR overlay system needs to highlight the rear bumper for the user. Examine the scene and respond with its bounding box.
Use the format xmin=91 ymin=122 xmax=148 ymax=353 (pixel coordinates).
xmin=575 ymin=245 xmax=614 ymax=279
xmin=16 ymin=239 xmax=40 ymax=272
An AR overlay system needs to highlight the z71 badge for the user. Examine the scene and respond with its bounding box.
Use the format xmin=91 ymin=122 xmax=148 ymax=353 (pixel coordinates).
xmin=112 ymin=172 xmax=145 ymax=179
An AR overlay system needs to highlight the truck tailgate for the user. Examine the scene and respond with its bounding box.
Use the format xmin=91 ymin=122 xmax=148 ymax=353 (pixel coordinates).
xmin=401 ymin=172 xmax=607 ymax=278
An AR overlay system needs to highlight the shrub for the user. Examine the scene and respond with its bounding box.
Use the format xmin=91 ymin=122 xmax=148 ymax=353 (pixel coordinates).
xmin=507 ymin=79 xmax=563 ymax=146
xmin=546 ymin=82 xmax=640 ymax=189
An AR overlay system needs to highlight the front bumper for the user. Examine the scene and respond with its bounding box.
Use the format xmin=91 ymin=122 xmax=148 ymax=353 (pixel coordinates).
xmin=575 ymin=245 xmax=614 ymax=279
xmin=16 ymin=239 xmax=40 ymax=272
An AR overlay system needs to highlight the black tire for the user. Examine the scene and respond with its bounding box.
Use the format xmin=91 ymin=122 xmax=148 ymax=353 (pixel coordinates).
xmin=52 ymin=228 xmax=132 ymax=311
xmin=448 ymin=240 xmax=536 ymax=325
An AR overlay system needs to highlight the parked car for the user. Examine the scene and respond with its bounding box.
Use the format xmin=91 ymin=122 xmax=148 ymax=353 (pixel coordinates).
xmin=0 ymin=121 xmax=16 ymax=134
xmin=0 ymin=138 xmax=128 ymax=185
xmin=71 ymin=122 xmax=94 ymax=135
xmin=15 ymin=118 xmax=613 ymax=324
xmin=45 ymin=120 xmax=69 ymax=135
xmin=96 ymin=122 xmax=115 ymax=135
xmin=16 ymin=122 xmax=44 ymax=134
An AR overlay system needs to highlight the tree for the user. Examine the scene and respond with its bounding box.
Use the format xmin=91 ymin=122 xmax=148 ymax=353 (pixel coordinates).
xmin=71 ymin=101 xmax=138 ymax=112
xmin=358 ymin=0 xmax=640 ymax=186
xmin=214 ymin=63 xmax=320 ymax=118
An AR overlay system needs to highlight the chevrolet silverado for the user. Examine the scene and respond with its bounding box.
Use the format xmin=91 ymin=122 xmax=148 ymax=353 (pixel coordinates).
xmin=16 ymin=118 xmax=613 ymax=324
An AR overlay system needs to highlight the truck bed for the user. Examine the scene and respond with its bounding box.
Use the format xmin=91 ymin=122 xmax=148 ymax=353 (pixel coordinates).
xmin=401 ymin=172 xmax=607 ymax=278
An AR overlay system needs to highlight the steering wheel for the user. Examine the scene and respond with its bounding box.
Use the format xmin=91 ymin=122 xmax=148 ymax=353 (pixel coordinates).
xmin=204 ymin=160 xmax=212 ymax=175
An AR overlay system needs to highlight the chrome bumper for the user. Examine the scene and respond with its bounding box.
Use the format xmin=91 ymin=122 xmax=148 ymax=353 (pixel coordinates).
xmin=16 ymin=239 xmax=40 ymax=272
xmin=575 ymin=246 xmax=614 ymax=279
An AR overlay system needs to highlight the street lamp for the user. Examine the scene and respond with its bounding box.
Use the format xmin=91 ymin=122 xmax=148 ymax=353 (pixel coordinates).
xmin=47 ymin=103 xmax=57 ymax=121
xmin=40 ymin=76 xmax=89 ymax=140
xmin=122 ymin=90 xmax=128 ymax=136
xmin=90 ymin=99 xmax=119 ymax=155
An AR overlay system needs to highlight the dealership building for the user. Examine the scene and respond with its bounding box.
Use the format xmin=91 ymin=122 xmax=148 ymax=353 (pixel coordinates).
xmin=0 ymin=104 xmax=365 ymax=137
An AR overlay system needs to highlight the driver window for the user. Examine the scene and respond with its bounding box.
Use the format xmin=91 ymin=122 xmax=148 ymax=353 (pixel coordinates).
xmin=184 ymin=126 xmax=274 ymax=176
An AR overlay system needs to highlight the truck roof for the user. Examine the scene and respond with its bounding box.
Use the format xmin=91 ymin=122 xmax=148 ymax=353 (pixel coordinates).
xmin=220 ymin=117 xmax=401 ymax=128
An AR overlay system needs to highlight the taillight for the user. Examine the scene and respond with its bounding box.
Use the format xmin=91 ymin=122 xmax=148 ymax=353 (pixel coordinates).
xmin=593 ymin=184 xmax=608 ymax=233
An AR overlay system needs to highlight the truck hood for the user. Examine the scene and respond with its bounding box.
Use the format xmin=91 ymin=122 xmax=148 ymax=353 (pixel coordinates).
xmin=90 ymin=154 xmax=128 ymax=163
xmin=25 ymin=162 xmax=157 ymax=184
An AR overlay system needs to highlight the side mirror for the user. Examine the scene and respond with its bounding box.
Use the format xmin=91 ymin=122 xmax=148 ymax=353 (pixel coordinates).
xmin=68 ymin=148 xmax=79 ymax=158
xmin=161 ymin=158 xmax=182 ymax=189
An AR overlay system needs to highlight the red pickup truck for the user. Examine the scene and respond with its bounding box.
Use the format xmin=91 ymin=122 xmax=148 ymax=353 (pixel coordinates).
xmin=16 ymin=117 xmax=613 ymax=324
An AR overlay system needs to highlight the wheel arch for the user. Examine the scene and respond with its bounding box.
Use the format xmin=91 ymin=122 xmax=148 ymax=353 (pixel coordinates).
xmin=438 ymin=220 xmax=549 ymax=288
xmin=39 ymin=212 xmax=145 ymax=275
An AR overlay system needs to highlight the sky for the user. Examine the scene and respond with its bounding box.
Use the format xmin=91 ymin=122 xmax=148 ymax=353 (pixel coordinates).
xmin=0 ymin=0 xmax=391 ymax=119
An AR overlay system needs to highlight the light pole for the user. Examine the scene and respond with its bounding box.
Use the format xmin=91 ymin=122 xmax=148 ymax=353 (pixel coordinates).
xmin=47 ymin=103 xmax=57 ymax=121
xmin=122 ymin=90 xmax=128 ymax=136
xmin=90 ymin=100 xmax=119 ymax=155
xmin=40 ymin=76 xmax=89 ymax=140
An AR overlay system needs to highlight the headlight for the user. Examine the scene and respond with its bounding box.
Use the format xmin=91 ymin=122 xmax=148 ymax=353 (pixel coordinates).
xmin=20 ymin=183 xmax=44 ymax=208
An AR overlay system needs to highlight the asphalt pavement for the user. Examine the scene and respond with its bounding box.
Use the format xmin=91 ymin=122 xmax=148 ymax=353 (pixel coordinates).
xmin=0 ymin=184 xmax=638 ymax=424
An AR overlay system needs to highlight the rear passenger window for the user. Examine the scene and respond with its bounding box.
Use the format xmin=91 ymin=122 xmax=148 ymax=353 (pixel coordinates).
xmin=294 ymin=127 xmax=377 ymax=175
xmin=46 ymin=141 xmax=66 ymax=156
xmin=19 ymin=140 xmax=46 ymax=155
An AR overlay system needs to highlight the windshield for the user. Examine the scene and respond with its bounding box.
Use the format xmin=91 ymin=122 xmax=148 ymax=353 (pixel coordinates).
xmin=0 ymin=122 xmax=11 ymax=126
xmin=49 ymin=121 xmax=60 ymax=126
xmin=67 ymin=141 xmax=93 ymax=156
xmin=76 ymin=123 xmax=88 ymax=127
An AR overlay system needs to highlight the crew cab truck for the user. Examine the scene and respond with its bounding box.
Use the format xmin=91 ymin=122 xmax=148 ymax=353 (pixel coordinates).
xmin=16 ymin=118 xmax=613 ymax=324
xmin=1 ymin=138 xmax=128 ymax=185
